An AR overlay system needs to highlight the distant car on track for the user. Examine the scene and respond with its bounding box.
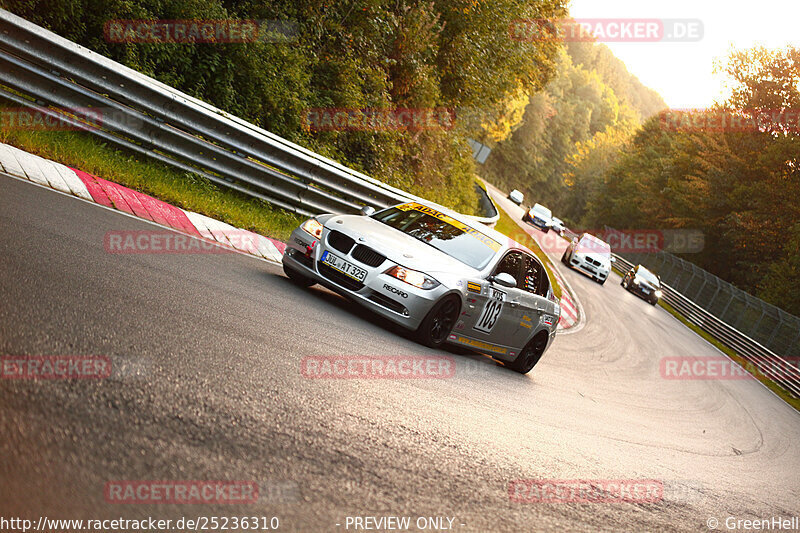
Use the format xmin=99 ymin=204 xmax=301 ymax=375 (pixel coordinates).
xmin=561 ymin=232 xmax=613 ymax=284
xmin=621 ymin=265 xmax=662 ymax=305
xmin=282 ymin=201 xmax=560 ymax=373
xmin=548 ymin=217 xmax=566 ymax=236
xmin=508 ymin=189 xmax=524 ymax=205
xmin=523 ymin=203 xmax=553 ymax=233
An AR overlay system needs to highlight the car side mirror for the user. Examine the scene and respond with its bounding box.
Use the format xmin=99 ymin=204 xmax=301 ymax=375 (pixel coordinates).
xmin=610 ymin=256 xmax=616 ymax=263
xmin=490 ymin=272 xmax=516 ymax=288
xmin=360 ymin=205 xmax=376 ymax=216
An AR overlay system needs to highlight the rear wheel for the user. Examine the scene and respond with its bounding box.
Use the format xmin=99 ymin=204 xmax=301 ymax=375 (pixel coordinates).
xmin=283 ymin=264 xmax=316 ymax=288
xmin=508 ymin=332 xmax=548 ymax=374
xmin=416 ymin=295 xmax=460 ymax=348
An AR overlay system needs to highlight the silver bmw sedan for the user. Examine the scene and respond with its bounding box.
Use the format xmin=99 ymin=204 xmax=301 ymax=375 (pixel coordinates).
xmin=282 ymin=201 xmax=560 ymax=373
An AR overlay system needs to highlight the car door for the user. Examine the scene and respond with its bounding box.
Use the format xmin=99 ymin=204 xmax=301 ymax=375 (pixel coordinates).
xmin=503 ymin=253 xmax=553 ymax=350
xmin=460 ymin=251 xmax=524 ymax=348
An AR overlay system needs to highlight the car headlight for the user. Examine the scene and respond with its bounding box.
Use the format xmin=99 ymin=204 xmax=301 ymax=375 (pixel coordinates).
xmin=633 ymin=278 xmax=640 ymax=285
xmin=654 ymin=290 xmax=663 ymax=298
xmin=300 ymin=218 xmax=324 ymax=238
xmin=385 ymin=266 xmax=440 ymax=290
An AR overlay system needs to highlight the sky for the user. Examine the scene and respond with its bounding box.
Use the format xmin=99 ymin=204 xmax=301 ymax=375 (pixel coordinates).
xmin=568 ymin=0 xmax=800 ymax=109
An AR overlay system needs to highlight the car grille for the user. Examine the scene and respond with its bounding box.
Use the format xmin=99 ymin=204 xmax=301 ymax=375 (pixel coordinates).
xmin=327 ymin=230 xmax=355 ymax=254
xmin=586 ymin=257 xmax=601 ymax=267
xmin=317 ymin=260 xmax=364 ymax=291
xmin=368 ymin=292 xmax=407 ymax=315
xmin=351 ymin=245 xmax=386 ymax=267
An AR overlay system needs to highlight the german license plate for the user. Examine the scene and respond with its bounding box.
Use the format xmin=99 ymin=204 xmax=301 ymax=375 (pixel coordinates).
xmin=321 ymin=250 xmax=367 ymax=282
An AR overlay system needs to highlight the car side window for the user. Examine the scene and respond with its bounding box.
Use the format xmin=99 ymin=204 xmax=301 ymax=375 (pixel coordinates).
xmin=523 ymin=254 xmax=549 ymax=296
xmin=493 ymin=251 xmax=523 ymax=287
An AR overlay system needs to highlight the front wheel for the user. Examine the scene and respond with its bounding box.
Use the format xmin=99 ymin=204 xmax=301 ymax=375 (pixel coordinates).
xmin=561 ymin=250 xmax=568 ymax=265
xmin=508 ymin=333 xmax=548 ymax=374
xmin=416 ymin=295 xmax=460 ymax=348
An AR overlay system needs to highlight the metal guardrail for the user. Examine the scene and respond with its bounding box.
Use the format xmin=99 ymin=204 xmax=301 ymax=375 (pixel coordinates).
xmin=612 ymin=254 xmax=800 ymax=398
xmin=0 ymin=9 xmax=499 ymax=225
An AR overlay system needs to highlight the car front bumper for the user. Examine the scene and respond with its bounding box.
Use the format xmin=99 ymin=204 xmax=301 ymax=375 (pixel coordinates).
xmin=626 ymin=283 xmax=659 ymax=302
xmin=569 ymin=255 xmax=608 ymax=281
xmin=527 ymin=217 xmax=550 ymax=231
xmin=282 ymin=227 xmax=452 ymax=331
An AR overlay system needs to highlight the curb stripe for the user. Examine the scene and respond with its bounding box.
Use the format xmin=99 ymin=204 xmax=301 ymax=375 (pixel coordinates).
xmin=52 ymin=163 xmax=93 ymax=201
xmin=111 ymin=182 xmax=156 ymax=222
xmin=94 ymin=176 xmax=135 ymax=215
xmin=72 ymin=169 xmax=115 ymax=208
xmin=0 ymin=144 xmax=26 ymax=176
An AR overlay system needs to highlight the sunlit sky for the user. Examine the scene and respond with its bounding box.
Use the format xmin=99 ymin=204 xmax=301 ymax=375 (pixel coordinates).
xmin=568 ymin=0 xmax=800 ymax=109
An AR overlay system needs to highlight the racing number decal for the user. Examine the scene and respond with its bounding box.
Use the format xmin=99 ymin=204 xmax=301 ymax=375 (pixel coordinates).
xmin=474 ymin=288 xmax=506 ymax=334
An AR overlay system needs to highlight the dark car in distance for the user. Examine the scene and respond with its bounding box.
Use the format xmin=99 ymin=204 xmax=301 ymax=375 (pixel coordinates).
xmin=621 ymin=264 xmax=662 ymax=305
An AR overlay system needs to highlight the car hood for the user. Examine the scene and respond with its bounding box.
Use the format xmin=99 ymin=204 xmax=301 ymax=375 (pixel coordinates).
xmin=324 ymin=215 xmax=481 ymax=276
xmin=634 ymin=276 xmax=659 ymax=291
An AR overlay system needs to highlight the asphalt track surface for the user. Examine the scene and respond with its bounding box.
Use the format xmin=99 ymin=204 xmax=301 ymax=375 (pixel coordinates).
xmin=1 ymin=173 xmax=799 ymax=532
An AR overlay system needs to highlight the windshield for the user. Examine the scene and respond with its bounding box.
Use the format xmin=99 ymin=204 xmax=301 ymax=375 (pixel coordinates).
xmin=637 ymin=267 xmax=660 ymax=286
xmin=373 ymin=204 xmax=501 ymax=269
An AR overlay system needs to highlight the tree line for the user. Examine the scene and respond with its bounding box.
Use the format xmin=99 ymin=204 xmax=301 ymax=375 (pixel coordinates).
xmin=487 ymin=43 xmax=799 ymax=315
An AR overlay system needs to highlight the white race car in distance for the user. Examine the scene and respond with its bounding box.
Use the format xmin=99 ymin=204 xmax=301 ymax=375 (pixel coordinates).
xmin=561 ymin=232 xmax=614 ymax=284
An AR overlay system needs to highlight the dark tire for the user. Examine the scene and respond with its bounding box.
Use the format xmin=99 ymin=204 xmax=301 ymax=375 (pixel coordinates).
xmin=508 ymin=332 xmax=549 ymax=374
xmin=561 ymin=250 xmax=568 ymax=265
xmin=598 ymin=278 xmax=606 ymax=285
xmin=416 ymin=295 xmax=461 ymax=348
xmin=650 ymin=299 xmax=658 ymax=306
xmin=283 ymin=264 xmax=316 ymax=288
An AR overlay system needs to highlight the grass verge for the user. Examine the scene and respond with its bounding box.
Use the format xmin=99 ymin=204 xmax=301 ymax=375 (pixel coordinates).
xmin=494 ymin=207 xmax=563 ymax=300
xmin=0 ymin=117 xmax=304 ymax=241
xmin=610 ymin=265 xmax=800 ymax=412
